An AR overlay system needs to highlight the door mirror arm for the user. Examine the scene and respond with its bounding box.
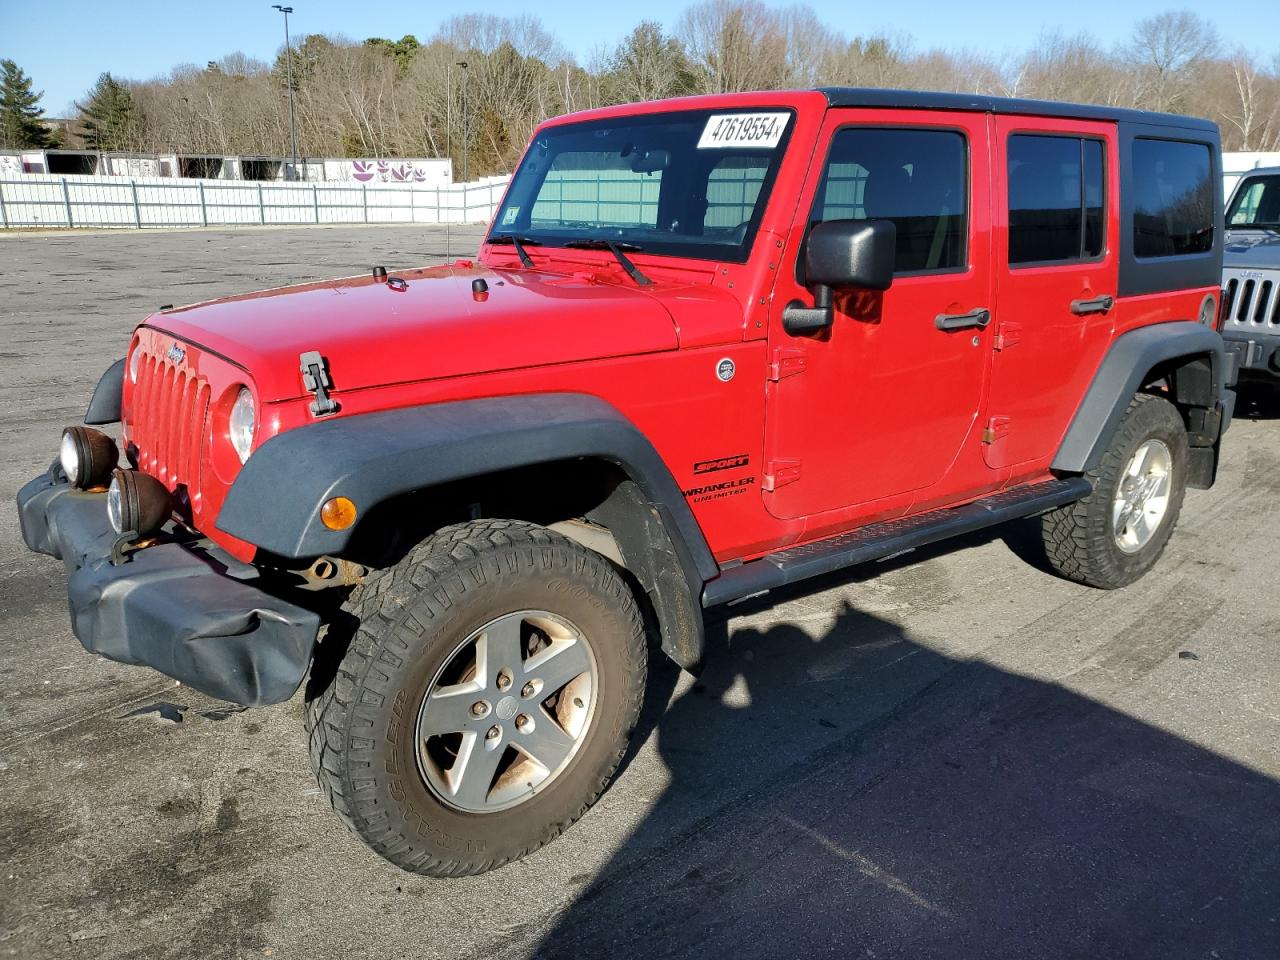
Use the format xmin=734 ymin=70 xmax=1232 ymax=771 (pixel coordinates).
xmin=782 ymin=286 xmax=834 ymax=335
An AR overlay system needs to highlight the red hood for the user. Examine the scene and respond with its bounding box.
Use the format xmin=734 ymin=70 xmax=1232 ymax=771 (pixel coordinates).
xmin=143 ymin=264 xmax=691 ymax=402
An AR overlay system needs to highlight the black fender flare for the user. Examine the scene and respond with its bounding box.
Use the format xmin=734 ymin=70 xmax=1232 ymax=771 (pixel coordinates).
xmin=85 ymin=358 xmax=125 ymax=425
xmin=1053 ymin=321 xmax=1230 ymax=475
xmin=216 ymin=393 xmax=717 ymax=667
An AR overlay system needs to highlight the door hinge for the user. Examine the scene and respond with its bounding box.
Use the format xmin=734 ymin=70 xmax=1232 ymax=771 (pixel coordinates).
xmin=982 ymin=416 xmax=1011 ymax=445
xmin=763 ymin=458 xmax=802 ymax=491
xmin=299 ymin=350 xmax=339 ymax=416
xmin=767 ymin=348 xmax=807 ymax=381
xmin=994 ymin=322 xmax=1022 ymax=352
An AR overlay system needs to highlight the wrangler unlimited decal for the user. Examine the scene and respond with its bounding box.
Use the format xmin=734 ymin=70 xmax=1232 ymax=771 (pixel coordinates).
xmin=683 ymin=476 xmax=756 ymax=503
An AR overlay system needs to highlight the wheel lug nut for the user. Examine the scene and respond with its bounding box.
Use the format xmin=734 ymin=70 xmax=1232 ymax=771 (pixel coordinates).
xmin=521 ymin=682 xmax=536 ymax=698
xmin=515 ymin=714 xmax=533 ymax=733
xmin=496 ymin=669 xmax=513 ymax=691
xmin=486 ymin=725 xmax=500 ymax=740
xmin=470 ymin=701 xmax=489 ymax=718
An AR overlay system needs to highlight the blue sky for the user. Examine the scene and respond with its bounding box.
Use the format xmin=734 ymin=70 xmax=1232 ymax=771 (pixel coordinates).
xmin=2 ymin=0 xmax=1273 ymax=116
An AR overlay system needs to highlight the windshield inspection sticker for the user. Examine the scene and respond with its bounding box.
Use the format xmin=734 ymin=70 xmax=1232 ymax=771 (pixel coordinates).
xmin=698 ymin=113 xmax=790 ymax=149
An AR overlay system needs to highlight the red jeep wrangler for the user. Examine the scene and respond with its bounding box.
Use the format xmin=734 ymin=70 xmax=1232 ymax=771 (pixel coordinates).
xmin=19 ymin=89 xmax=1233 ymax=877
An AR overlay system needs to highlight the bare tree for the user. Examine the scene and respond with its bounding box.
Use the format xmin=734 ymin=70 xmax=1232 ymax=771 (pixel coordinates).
xmin=678 ymin=0 xmax=790 ymax=94
xmin=1125 ymin=11 xmax=1219 ymax=113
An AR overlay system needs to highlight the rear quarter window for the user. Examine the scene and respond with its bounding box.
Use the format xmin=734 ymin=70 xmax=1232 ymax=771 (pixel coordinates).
xmin=1131 ymin=138 xmax=1214 ymax=258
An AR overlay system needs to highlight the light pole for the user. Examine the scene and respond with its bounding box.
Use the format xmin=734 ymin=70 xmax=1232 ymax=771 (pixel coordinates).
xmin=456 ymin=61 xmax=469 ymax=183
xmin=272 ymin=5 xmax=300 ymax=180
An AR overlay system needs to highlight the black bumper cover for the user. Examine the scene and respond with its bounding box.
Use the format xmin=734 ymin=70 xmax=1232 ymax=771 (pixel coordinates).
xmin=1223 ymin=334 xmax=1279 ymax=378
xmin=16 ymin=471 xmax=320 ymax=707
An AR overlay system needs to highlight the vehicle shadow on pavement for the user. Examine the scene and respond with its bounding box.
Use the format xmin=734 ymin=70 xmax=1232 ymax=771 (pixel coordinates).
xmin=526 ymin=599 xmax=1280 ymax=960
xmin=1235 ymin=379 xmax=1280 ymax=421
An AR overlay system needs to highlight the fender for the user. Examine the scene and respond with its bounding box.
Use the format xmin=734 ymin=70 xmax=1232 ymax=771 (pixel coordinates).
xmin=1053 ymin=321 xmax=1231 ymax=478
xmin=217 ymin=393 xmax=718 ymax=666
xmin=84 ymin=358 xmax=125 ymax=425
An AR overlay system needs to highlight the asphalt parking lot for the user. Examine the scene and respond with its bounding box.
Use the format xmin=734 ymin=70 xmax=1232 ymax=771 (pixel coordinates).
xmin=1 ymin=225 xmax=1278 ymax=960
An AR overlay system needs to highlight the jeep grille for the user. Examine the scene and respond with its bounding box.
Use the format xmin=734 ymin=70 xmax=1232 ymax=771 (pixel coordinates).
xmin=1221 ymin=269 xmax=1280 ymax=331
xmin=129 ymin=345 xmax=211 ymax=491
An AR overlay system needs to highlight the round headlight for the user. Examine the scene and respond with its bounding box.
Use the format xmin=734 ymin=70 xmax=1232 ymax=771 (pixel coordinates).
xmin=60 ymin=426 xmax=119 ymax=490
xmin=228 ymin=387 xmax=256 ymax=464
xmin=107 ymin=476 xmax=123 ymax=533
xmin=107 ymin=468 xmax=171 ymax=537
xmin=128 ymin=344 xmax=143 ymax=383
xmin=60 ymin=431 xmax=80 ymax=484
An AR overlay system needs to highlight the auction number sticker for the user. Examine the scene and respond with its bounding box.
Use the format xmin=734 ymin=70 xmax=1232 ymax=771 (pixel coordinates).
xmin=697 ymin=112 xmax=790 ymax=149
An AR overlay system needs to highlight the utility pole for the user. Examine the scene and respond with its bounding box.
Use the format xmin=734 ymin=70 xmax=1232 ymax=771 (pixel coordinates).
xmin=456 ymin=61 xmax=469 ymax=183
xmin=272 ymin=5 xmax=300 ymax=181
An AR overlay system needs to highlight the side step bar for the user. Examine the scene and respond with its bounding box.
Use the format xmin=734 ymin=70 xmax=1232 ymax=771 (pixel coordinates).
xmin=702 ymin=477 xmax=1091 ymax=608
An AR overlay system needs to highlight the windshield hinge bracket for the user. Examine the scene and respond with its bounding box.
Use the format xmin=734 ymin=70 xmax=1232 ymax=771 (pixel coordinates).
xmin=300 ymin=350 xmax=339 ymax=417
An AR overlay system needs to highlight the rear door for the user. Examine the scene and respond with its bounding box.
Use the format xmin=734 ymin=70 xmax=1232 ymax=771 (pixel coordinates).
xmin=762 ymin=110 xmax=994 ymax=520
xmin=985 ymin=117 xmax=1119 ymax=469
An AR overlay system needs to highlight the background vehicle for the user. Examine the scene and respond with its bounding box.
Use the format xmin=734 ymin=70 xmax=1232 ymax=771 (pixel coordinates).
xmin=1221 ymin=166 xmax=1280 ymax=381
xmin=18 ymin=88 xmax=1233 ymax=877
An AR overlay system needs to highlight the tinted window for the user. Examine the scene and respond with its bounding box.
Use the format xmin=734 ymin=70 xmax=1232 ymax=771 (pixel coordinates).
xmin=812 ymin=128 xmax=967 ymax=273
xmin=1226 ymin=174 xmax=1280 ymax=228
xmin=1008 ymin=135 xmax=1106 ymax=264
xmin=1131 ymin=139 xmax=1214 ymax=258
xmin=1084 ymin=140 xmax=1104 ymax=256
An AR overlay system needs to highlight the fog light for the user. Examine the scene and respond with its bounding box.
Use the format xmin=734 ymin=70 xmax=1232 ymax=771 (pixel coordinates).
xmin=320 ymin=496 xmax=357 ymax=530
xmin=60 ymin=426 xmax=119 ymax=490
xmin=107 ymin=468 xmax=171 ymax=536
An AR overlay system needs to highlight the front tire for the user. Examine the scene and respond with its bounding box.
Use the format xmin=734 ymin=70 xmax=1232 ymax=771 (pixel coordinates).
xmin=1041 ymin=393 xmax=1188 ymax=589
xmin=305 ymin=519 xmax=646 ymax=877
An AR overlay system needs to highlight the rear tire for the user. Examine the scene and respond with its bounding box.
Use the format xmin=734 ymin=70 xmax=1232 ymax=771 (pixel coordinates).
xmin=305 ymin=519 xmax=646 ymax=877
xmin=1041 ymin=393 xmax=1188 ymax=589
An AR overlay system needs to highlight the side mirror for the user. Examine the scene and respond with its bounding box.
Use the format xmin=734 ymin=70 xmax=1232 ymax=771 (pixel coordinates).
xmin=783 ymin=219 xmax=896 ymax=335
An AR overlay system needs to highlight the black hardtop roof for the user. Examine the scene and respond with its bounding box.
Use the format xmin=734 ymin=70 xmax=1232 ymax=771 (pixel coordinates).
xmin=818 ymin=87 xmax=1219 ymax=134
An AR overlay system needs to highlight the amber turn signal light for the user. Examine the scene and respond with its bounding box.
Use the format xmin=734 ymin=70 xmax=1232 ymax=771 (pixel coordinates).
xmin=320 ymin=496 xmax=357 ymax=530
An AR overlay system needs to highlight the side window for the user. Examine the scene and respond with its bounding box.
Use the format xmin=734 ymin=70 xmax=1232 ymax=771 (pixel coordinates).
xmin=529 ymin=151 xmax=661 ymax=228
xmin=1227 ymin=175 xmax=1280 ymax=226
xmin=1007 ymin=134 xmax=1106 ymax=265
xmin=1131 ymin=138 xmax=1214 ymax=258
xmin=812 ymin=128 xmax=967 ymax=273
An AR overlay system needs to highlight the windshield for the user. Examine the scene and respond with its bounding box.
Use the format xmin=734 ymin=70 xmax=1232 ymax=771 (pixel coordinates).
xmin=489 ymin=108 xmax=794 ymax=263
xmin=1227 ymin=174 xmax=1280 ymax=228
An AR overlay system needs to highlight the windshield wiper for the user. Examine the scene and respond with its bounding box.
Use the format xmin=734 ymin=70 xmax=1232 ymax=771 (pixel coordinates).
xmin=564 ymin=239 xmax=651 ymax=286
xmin=488 ymin=233 xmax=540 ymax=268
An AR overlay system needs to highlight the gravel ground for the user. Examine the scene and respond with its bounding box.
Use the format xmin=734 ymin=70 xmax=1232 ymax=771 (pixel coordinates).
xmin=1 ymin=225 xmax=1278 ymax=960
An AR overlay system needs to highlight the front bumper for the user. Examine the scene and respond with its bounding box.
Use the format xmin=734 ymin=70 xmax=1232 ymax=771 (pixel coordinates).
xmin=1223 ymin=333 xmax=1280 ymax=379
xmin=16 ymin=470 xmax=320 ymax=707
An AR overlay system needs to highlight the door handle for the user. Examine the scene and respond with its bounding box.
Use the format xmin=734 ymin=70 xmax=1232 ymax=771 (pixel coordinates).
xmin=935 ymin=308 xmax=991 ymax=332
xmin=1070 ymin=295 xmax=1114 ymax=316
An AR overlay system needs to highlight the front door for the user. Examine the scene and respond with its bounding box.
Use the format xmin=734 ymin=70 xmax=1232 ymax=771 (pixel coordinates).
xmin=764 ymin=110 xmax=993 ymax=520
xmin=984 ymin=116 xmax=1119 ymax=470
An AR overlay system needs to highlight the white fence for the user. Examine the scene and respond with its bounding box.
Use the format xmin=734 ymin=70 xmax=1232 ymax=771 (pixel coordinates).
xmin=0 ymin=173 xmax=511 ymax=229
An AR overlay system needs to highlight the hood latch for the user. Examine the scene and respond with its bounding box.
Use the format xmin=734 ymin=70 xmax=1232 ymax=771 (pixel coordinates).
xmin=300 ymin=351 xmax=339 ymax=417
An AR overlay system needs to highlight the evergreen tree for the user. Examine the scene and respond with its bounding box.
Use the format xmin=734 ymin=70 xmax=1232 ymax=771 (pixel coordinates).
xmin=76 ymin=73 xmax=137 ymax=151
xmin=604 ymin=23 xmax=698 ymax=104
xmin=0 ymin=59 xmax=52 ymax=149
